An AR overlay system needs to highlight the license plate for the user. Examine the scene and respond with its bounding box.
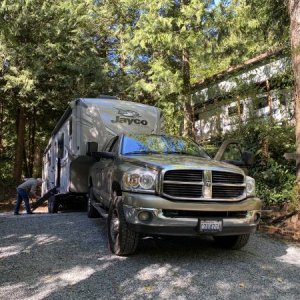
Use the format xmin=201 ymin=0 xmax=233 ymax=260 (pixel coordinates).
xmin=198 ymin=220 xmax=223 ymax=232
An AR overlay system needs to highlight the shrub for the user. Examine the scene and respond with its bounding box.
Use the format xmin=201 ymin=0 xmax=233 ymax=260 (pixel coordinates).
xmin=203 ymin=118 xmax=296 ymax=207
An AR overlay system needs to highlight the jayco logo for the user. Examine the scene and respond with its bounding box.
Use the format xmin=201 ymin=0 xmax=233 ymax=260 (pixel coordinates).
xmin=111 ymin=108 xmax=148 ymax=125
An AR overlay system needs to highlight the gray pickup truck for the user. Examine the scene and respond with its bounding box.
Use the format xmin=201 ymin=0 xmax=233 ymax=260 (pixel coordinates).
xmin=88 ymin=134 xmax=261 ymax=256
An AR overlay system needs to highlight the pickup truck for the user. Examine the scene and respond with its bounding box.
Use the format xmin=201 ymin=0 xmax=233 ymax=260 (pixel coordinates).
xmin=88 ymin=134 xmax=262 ymax=255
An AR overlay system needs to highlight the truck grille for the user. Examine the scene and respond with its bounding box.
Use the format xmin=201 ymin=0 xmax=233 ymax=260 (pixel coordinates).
xmin=212 ymin=171 xmax=244 ymax=184
xmin=163 ymin=183 xmax=202 ymax=198
xmin=212 ymin=186 xmax=245 ymax=198
xmin=162 ymin=169 xmax=245 ymax=201
xmin=164 ymin=170 xmax=203 ymax=182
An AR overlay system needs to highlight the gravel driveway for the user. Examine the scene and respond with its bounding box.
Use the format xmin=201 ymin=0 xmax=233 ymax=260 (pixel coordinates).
xmin=0 ymin=211 xmax=299 ymax=300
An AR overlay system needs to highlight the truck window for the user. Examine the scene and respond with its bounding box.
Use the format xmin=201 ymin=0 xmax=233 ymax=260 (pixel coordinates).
xmin=122 ymin=134 xmax=210 ymax=158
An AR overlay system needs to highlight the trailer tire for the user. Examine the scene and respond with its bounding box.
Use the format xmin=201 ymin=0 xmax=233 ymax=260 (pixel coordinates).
xmin=48 ymin=195 xmax=59 ymax=214
xmin=107 ymin=193 xmax=139 ymax=256
xmin=87 ymin=188 xmax=100 ymax=218
xmin=213 ymin=234 xmax=250 ymax=250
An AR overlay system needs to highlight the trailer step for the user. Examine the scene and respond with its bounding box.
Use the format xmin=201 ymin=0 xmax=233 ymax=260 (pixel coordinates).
xmin=31 ymin=187 xmax=57 ymax=211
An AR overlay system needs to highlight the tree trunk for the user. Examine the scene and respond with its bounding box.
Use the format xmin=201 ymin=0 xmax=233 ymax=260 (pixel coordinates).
xmin=28 ymin=108 xmax=36 ymax=176
xmin=33 ymin=145 xmax=42 ymax=177
xmin=266 ymin=79 xmax=273 ymax=118
xmin=13 ymin=106 xmax=26 ymax=183
xmin=181 ymin=0 xmax=195 ymax=138
xmin=182 ymin=47 xmax=195 ymax=138
xmin=289 ymin=0 xmax=300 ymax=187
xmin=0 ymin=96 xmax=3 ymax=155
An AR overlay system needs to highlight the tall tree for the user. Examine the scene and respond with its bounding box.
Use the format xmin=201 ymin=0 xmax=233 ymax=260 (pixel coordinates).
xmin=121 ymin=0 xmax=220 ymax=137
xmin=0 ymin=0 xmax=105 ymax=182
xmin=288 ymin=0 xmax=300 ymax=189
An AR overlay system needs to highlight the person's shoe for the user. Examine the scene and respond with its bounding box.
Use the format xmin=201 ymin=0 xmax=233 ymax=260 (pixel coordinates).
xmin=14 ymin=212 xmax=19 ymax=215
xmin=27 ymin=212 xmax=34 ymax=215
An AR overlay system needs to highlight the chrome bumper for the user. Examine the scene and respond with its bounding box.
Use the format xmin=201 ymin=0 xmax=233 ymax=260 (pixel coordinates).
xmin=122 ymin=192 xmax=262 ymax=236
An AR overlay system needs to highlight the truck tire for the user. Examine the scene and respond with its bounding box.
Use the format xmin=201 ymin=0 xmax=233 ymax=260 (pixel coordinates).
xmin=48 ymin=195 xmax=59 ymax=214
xmin=87 ymin=188 xmax=100 ymax=218
xmin=213 ymin=234 xmax=250 ymax=250
xmin=107 ymin=193 xmax=139 ymax=256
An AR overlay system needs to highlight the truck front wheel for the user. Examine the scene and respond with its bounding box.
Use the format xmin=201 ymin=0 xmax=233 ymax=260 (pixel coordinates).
xmin=107 ymin=193 xmax=139 ymax=256
xmin=213 ymin=234 xmax=250 ymax=250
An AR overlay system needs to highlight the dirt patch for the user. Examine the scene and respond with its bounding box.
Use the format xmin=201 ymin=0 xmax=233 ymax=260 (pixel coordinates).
xmin=259 ymin=225 xmax=300 ymax=242
xmin=0 ymin=197 xmax=48 ymax=213
xmin=259 ymin=210 xmax=300 ymax=243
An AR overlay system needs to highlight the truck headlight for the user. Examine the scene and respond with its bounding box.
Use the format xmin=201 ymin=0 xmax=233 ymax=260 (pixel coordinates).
xmin=123 ymin=169 xmax=157 ymax=192
xmin=246 ymin=176 xmax=255 ymax=197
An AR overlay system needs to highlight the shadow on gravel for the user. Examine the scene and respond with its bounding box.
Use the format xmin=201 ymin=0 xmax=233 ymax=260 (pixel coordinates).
xmin=0 ymin=212 xmax=299 ymax=300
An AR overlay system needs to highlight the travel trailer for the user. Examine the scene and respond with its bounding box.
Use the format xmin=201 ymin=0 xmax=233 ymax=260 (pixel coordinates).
xmin=42 ymin=96 xmax=164 ymax=212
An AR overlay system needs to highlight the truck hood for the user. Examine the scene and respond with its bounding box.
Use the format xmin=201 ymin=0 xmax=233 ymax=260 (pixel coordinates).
xmin=122 ymin=154 xmax=244 ymax=174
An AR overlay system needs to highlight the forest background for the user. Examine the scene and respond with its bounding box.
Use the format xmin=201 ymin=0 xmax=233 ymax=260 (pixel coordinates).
xmin=0 ymin=0 xmax=298 ymax=209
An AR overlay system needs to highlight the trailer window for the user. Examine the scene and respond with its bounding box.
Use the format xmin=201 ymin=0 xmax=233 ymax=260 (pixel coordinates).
xmin=58 ymin=133 xmax=64 ymax=158
xmin=47 ymin=152 xmax=51 ymax=166
xmin=69 ymin=118 xmax=72 ymax=136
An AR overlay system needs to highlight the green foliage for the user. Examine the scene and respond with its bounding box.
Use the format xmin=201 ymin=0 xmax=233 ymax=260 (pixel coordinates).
xmin=0 ymin=0 xmax=294 ymax=199
xmin=0 ymin=0 xmax=106 ymax=182
xmin=252 ymin=160 xmax=296 ymax=205
xmin=159 ymin=101 xmax=183 ymax=135
xmin=204 ymin=118 xmax=296 ymax=206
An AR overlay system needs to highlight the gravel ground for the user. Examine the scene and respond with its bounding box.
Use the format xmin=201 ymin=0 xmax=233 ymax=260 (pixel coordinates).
xmin=0 ymin=211 xmax=299 ymax=300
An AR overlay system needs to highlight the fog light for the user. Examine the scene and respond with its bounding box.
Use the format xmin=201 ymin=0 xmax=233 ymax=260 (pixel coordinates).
xmin=138 ymin=211 xmax=152 ymax=221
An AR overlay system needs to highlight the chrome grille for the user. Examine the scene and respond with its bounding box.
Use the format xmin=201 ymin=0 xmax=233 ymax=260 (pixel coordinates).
xmin=162 ymin=169 xmax=245 ymax=201
xmin=212 ymin=171 xmax=244 ymax=184
xmin=164 ymin=170 xmax=203 ymax=182
xmin=163 ymin=183 xmax=202 ymax=198
xmin=212 ymin=186 xmax=244 ymax=198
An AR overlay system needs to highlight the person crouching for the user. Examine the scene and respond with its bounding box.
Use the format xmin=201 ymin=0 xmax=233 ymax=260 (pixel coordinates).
xmin=14 ymin=178 xmax=43 ymax=215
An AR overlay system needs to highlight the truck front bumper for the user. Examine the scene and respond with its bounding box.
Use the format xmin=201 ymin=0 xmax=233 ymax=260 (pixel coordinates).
xmin=122 ymin=192 xmax=262 ymax=236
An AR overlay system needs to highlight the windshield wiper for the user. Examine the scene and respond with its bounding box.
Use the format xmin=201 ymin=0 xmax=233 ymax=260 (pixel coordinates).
xmin=164 ymin=151 xmax=190 ymax=155
xmin=123 ymin=151 xmax=161 ymax=155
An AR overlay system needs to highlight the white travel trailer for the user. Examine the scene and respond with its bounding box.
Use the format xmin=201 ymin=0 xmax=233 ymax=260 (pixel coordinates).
xmin=42 ymin=96 xmax=164 ymax=213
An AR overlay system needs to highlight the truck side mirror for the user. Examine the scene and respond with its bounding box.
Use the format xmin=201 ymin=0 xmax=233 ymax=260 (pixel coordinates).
xmin=87 ymin=142 xmax=98 ymax=154
xmin=88 ymin=151 xmax=115 ymax=160
xmin=241 ymin=151 xmax=255 ymax=166
xmin=98 ymin=151 xmax=115 ymax=159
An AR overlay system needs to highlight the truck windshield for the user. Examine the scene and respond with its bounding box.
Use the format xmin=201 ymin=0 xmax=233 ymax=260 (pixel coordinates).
xmin=122 ymin=134 xmax=210 ymax=158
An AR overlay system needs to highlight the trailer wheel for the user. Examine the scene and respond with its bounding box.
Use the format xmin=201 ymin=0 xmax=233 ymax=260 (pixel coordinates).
xmin=213 ymin=234 xmax=250 ymax=250
xmin=48 ymin=195 xmax=59 ymax=214
xmin=87 ymin=188 xmax=100 ymax=218
xmin=107 ymin=193 xmax=139 ymax=256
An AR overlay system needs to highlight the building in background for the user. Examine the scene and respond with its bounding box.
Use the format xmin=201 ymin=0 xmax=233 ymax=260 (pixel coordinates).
xmin=192 ymin=49 xmax=294 ymax=141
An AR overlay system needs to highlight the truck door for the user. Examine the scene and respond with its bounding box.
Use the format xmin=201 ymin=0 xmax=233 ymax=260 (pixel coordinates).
xmin=93 ymin=137 xmax=118 ymax=207
xmin=100 ymin=137 xmax=118 ymax=206
xmin=214 ymin=140 xmax=254 ymax=174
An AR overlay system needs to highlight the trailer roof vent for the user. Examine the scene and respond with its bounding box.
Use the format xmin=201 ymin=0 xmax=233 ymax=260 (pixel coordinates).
xmin=97 ymin=95 xmax=119 ymax=100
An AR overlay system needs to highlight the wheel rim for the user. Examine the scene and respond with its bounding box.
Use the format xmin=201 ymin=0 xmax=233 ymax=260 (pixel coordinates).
xmin=110 ymin=208 xmax=120 ymax=244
